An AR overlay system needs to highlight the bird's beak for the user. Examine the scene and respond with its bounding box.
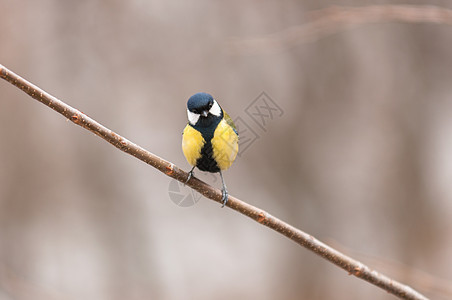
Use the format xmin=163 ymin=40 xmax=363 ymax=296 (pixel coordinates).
xmin=201 ymin=111 xmax=209 ymax=117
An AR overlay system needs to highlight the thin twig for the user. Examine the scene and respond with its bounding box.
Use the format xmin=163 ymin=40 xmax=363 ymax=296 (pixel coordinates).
xmin=227 ymin=5 xmax=452 ymax=54
xmin=327 ymin=239 xmax=452 ymax=299
xmin=0 ymin=64 xmax=429 ymax=300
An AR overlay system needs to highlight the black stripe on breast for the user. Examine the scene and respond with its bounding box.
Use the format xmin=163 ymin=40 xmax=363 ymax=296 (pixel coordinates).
xmin=196 ymin=140 xmax=220 ymax=173
xmin=191 ymin=114 xmax=222 ymax=173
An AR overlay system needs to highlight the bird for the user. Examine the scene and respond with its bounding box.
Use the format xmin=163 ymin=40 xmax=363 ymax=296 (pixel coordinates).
xmin=182 ymin=92 xmax=239 ymax=207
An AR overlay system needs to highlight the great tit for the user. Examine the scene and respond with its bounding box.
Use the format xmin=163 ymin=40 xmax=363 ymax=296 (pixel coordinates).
xmin=182 ymin=92 xmax=239 ymax=207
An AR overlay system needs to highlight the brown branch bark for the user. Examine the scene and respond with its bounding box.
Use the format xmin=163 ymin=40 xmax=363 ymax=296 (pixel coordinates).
xmin=227 ymin=5 xmax=452 ymax=55
xmin=0 ymin=64 xmax=429 ymax=300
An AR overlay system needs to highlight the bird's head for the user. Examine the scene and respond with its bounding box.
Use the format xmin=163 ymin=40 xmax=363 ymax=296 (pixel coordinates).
xmin=186 ymin=92 xmax=222 ymax=126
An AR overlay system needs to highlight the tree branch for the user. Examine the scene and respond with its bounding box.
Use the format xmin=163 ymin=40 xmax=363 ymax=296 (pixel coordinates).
xmin=227 ymin=5 xmax=452 ymax=55
xmin=0 ymin=64 xmax=429 ymax=300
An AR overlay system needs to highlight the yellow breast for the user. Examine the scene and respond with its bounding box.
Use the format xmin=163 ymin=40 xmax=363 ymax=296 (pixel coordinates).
xmin=211 ymin=119 xmax=239 ymax=170
xmin=182 ymin=124 xmax=205 ymax=167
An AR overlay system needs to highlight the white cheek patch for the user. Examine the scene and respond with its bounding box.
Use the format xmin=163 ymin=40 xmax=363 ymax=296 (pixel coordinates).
xmin=187 ymin=109 xmax=200 ymax=125
xmin=210 ymin=100 xmax=222 ymax=117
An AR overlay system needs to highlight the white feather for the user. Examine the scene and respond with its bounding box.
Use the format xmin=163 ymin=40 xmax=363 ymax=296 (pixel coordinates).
xmin=187 ymin=109 xmax=200 ymax=125
xmin=210 ymin=100 xmax=222 ymax=117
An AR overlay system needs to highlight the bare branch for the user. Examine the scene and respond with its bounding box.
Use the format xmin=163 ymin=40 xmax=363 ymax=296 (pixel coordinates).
xmin=0 ymin=64 xmax=429 ymax=300
xmin=227 ymin=5 xmax=452 ymax=55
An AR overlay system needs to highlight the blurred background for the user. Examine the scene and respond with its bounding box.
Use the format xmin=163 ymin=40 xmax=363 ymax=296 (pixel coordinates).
xmin=1 ymin=1 xmax=452 ymax=299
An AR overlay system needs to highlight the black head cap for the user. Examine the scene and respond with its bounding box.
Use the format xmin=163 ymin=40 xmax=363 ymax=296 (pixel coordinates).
xmin=187 ymin=92 xmax=214 ymax=113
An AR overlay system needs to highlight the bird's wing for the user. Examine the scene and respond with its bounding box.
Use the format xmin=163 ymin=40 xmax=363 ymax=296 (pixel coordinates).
xmin=223 ymin=111 xmax=238 ymax=136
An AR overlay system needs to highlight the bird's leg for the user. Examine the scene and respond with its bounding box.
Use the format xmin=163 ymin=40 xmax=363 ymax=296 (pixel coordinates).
xmin=185 ymin=166 xmax=195 ymax=185
xmin=219 ymin=171 xmax=228 ymax=208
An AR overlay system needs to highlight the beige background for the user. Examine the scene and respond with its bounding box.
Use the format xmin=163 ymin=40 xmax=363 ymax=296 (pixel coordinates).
xmin=1 ymin=1 xmax=452 ymax=299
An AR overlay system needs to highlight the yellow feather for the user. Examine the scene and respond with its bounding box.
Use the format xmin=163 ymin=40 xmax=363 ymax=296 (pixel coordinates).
xmin=182 ymin=125 xmax=205 ymax=166
xmin=211 ymin=119 xmax=239 ymax=170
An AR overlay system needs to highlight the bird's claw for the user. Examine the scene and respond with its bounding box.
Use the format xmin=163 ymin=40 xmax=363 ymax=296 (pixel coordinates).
xmin=221 ymin=188 xmax=228 ymax=208
xmin=185 ymin=170 xmax=194 ymax=185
